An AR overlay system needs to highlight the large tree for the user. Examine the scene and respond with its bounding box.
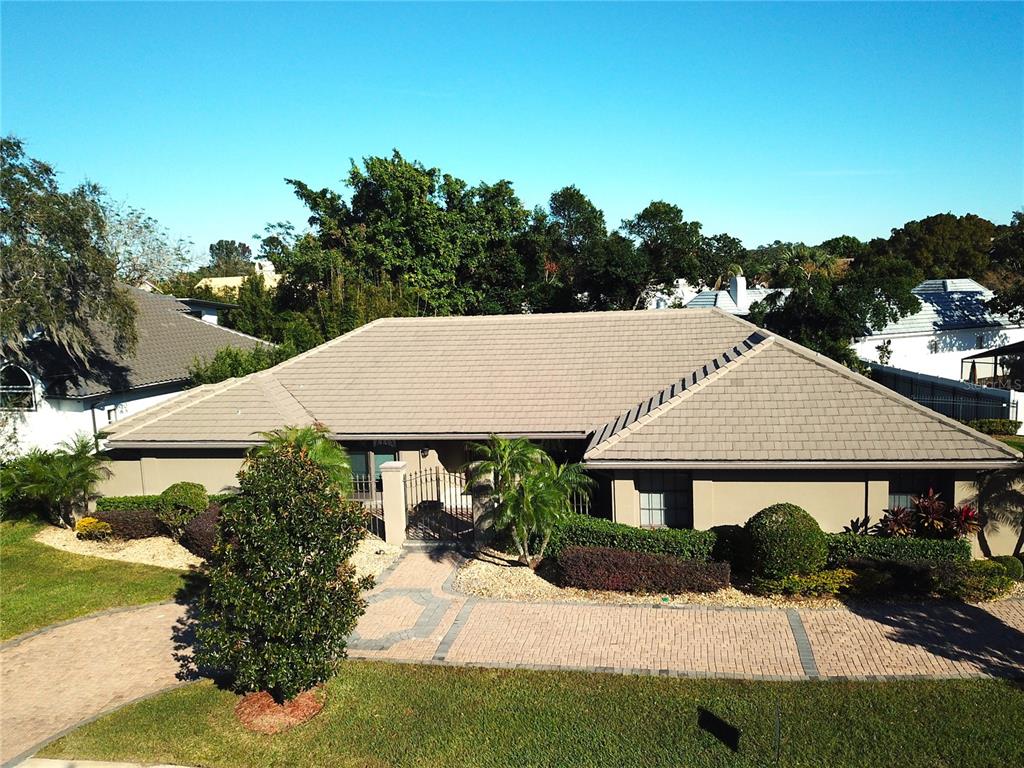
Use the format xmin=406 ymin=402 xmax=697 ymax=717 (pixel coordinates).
xmin=103 ymin=201 xmax=193 ymax=285
xmin=987 ymin=210 xmax=1024 ymax=324
xmin=206 ymin=239 xmax=254 ymax=277
xmin=883 ymin=212 xmax=996 ymax=279
xmin=0 ymin=136 xmax=136 ymax=365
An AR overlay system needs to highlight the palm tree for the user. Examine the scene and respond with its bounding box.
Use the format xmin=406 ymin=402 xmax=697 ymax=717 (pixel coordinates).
xmin=249 ymin=424 xmax=353 ymax=495
xmin=971 ymin=467 xmax=1024 ymax=557
xmin=19 ymin=435 xmax=111 ymax=527
xmin=464 ymin=435 xmax=544 ymax=509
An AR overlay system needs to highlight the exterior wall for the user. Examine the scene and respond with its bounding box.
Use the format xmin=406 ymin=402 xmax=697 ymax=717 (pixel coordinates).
xmin=853 ymin=326 xmax=1024 ymax=382
xmin=953 ymin=469 xmax=1022 ymax=558
xmin=99 ymin=450 xmax=246 ymax=496
xmin=13 ymin=377 xmax=183 ymax=453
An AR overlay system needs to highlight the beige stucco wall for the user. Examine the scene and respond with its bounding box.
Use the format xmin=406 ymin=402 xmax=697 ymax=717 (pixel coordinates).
xmin=99 ymin=454 xmax=245 ymax=496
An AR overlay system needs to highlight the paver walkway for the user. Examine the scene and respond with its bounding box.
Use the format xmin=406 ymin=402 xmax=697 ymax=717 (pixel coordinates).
xmin=4 ymin=548 xmax=1024 ymax=765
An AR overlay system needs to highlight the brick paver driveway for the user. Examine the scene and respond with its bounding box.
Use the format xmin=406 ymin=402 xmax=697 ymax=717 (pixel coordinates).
xmin=4 ymin=547 xmax=1023 ymax=765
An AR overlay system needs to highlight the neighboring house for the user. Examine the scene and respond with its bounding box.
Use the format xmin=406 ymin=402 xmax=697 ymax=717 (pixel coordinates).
xmin=195 ymin=259 xmax=280 ymax=297
xmin=100 ymin=308 xmax=1020 ymax=555
xmin=647 ymin=279 xmax=699 ymax=310
xmin=961 ymin=339 xmax=1024 ymax=434
xmin=683 ymin=276 xmax=790 ymax=315
xmin=176 ymin=297 xmax=238 ymax=325
xmin=852 ymin=279 xmax=1024 ymax=381
xmin=1 ymin=288 xmax=269 ymax=452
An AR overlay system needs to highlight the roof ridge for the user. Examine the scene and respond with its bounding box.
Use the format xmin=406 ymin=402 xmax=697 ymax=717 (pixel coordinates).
xmin=766 ymin=334 xmax=1021 ymax=460
xmin=585 ymin=331 xmax=773 ymax=458
xmin=105 ymin=377 xmax=248 ymax=442
xmin=177 ymin=312 xmax=277 ymax=347
xmin=257 ymin=376 xmax=317 ymax=426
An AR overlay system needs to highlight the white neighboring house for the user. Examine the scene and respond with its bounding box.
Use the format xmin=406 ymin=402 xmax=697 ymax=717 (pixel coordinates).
xmin=647 ymin=279 xmax=700 ymax=309
xmin=1 ymin=288 xmax=270 ymax=453
xmin=682 ymin=275 xmax=791 ymax=315
xmin=852 ymin=279 xmax=1024 ymax=382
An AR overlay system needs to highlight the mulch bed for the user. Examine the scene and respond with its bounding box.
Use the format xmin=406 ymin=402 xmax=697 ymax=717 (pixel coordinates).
xmin=235 ymin=687 xmax=326 ymax=734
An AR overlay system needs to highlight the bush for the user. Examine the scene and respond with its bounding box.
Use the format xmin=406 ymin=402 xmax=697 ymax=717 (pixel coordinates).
xmin=96 ymin=492 xmax=233 ymax=514
xmin=546 ymin=514 xmax=716 ymax=562
xmin=157 ymin=482 xmax=208 ymax=538
xmin=74 ymin=516 xmax=112 ymax=540
xmin=934 ymin=560 xmax=1014 ymax=602
xmin=991 ymin=555 xmax=1024 ymax=582
xmin=180 ymin=504 xmax=221 ymax=560
xmin=195 ymin=426 xmax=367 ymax=701
xmin=558 ymin=546 xmax=730 ymax=594
xmin=745 ymin=503 xmax=827 ymax=580
xmin=92 ymin=508 xmax=165 ymax=539
xmin=709 ymin=524 xmax=751 ymax=573
xmin=965 ymin=418 xmax=1021 ymax=436
xmin=846 ymin=558 xmax=939 ymax=597
xmin=751 ymin=568 xmax=855 ymax=597
xmin=826 ymin=533 xmax=971 ymax=566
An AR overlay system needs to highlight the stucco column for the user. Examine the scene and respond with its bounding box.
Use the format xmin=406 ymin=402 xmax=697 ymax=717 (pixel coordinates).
xmin=952 ymin=469 xmax=985 ymax=559
xmin=379 ymin=461 xmax=407 ymax=546
xmin=692 ymin=475 xmax=714 ymax=530
xmin=612 ymin=471 xmax=640 ymax=527
xmin=866 ymin=475 xmax=889 ymax=520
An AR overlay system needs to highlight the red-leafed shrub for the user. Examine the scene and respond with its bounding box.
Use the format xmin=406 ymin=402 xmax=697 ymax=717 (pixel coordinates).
xmin=181 ymin=503 xmax=221 ymax=560
xmin=557 ymin=546 xmax=730 ymax=594
xmin=92 ymin=508 xmax=166 ymax=540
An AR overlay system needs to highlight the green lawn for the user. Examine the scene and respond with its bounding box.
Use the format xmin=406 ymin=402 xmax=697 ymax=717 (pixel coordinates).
xmin=0 ymin=519 xmax=187 ymax=641
xmin=41 ymin=662 xmax=1024 ymax=768
xmin=998 ymin=436 xmax=1024 ymax=454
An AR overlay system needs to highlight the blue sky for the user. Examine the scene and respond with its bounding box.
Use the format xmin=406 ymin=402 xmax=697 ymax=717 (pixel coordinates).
xmin=3 ymin=2 xmax=1021 ymax=263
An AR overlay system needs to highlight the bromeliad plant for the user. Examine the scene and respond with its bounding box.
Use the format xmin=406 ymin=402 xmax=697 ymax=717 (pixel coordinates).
xmin=465 ymin=435 xmax=592 ymax=568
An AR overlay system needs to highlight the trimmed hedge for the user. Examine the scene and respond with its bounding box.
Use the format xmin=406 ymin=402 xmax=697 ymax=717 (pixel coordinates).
xmin=934 ymin=560 xmax=1014 ymax=602
xmin=965 ymin=418 xmax=1021 ymax=436
xmin=180 ymin=504 xmax=221 ymax=560
xmin=545 ymin=514 xmax=716 ymax=562
xmin=826 ymin=533 xmax=971 ymax=566
xmin=991 ymin=555 xmax=1024 ymax=582
xmin=846 ymin=557 xmax=1014 ymax=601
xmin=96 ymin=492 xmax=233 ymax=514
xmin=746 ymin=503 xmax=827 ymax=580
xmin=92 ymin=508 xmax=166 ymax=540
xmin=158 ymin=482 xmax=208 ymax=538
xmin=558 ymin=546 xmax=730 ymax=594
xmin=751 ymin=568 xmax=855 ymax=597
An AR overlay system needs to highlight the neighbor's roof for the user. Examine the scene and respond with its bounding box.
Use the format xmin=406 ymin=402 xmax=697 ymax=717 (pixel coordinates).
xmin=963 ymin=339 xmax=1024 ymax=361
xmin=863 ymin=279 xmax=1019 ymax=337
xmin=29 ymin=288 xmax=269 ymax=398
xmin=683 ymin=287 xmax=790 ymax=315
xmin=103 ymin=308 xmax=1019 ymax=468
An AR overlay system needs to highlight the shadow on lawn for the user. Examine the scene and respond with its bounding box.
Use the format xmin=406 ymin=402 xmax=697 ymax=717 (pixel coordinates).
xmin=170 ymin=570 xmax=207 ymax=684
xmin=844 ymin=598 xmax=1024 ymax=680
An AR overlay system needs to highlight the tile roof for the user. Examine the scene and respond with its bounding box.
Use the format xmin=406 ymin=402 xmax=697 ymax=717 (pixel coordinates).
xmin=684 ymin=287 xmax=790 ymax=315
xmin=30 ymin=288 xmax=269 ymax=398
xmin=864 ymin=279 xmax=1019 ymax=336
xmin=105 ymin=308 xmax=1020 ymax=466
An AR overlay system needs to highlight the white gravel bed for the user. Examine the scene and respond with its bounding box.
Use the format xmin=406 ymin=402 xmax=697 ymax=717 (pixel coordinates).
xmin=350 ymin=536 xmax=402 ymax=581
xmin=33 ymin=525 xmax=201 ymax=571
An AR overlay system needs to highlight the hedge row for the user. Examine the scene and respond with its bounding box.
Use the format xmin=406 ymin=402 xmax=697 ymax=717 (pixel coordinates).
xmin=546 ymin=514 xmax=716 ymax=562
xmin=558 ymin=546 xmax=730 ymax=594
xmin=964 ymin=418 xmax=1021 ymax=436
xmin=96 ymin=492 xmax=233 ymax=514
xmin=825 ymin=533 xmax=971 ymax=565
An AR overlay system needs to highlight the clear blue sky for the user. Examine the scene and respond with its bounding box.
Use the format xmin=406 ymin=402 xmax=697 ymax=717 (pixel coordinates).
xmin=3 ymin=2 xmax=1022 ymax=263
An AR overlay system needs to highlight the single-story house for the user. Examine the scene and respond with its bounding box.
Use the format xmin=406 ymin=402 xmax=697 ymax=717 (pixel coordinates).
xmin=1 ymin=288 xmax=269 ymax=452
xmin=683 ymin=276 xmax=791 ymax=316
xmin=853 ymin=278 xmax=1024 ymax=381
xmin=99 ymin=308 xmax=1021 ymax=554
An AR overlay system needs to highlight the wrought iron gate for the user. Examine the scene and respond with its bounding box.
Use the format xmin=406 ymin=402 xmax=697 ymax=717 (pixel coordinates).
xmin=405 ymin=467 xmax=475 ymax=541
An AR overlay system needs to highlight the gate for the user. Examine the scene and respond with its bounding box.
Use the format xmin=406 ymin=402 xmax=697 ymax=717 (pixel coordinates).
xmin=352 ymin=473 xmax=385 ymax=539
xmin=405 ymin=467 xmax=475 ymax=541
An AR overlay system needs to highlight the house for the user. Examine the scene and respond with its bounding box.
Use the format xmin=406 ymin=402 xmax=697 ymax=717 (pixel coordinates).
xmin=960 ymin=339 xmax=1024 ymax=434
xmin=195 ymin=259 xmax=280 ymax=297
xmin=852 ymin=279 xmax=1024 ymax=381
xmin=1 ymin=288 xmax=269 ymax=452
xmin=683 ymin=276 xmax=790 ymax=315
xmin=98 ymin=308 xmax=1020 ymax=554
xmin=176 ymin=296 xmax=238 ymax=325
xmin=647 ymin=279 xmax=699 ymax=309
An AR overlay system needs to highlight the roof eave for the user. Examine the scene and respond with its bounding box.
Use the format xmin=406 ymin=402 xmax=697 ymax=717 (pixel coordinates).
xmin=584 ymin=459 xmax=1021 ymax=470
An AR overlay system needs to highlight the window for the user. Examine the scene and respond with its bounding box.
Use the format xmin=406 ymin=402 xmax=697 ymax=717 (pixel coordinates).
xmin=636 ymin=472 xmax=693 ymax=528
xmin=887 ymin=471 xmax=952 ymax=511
xmin=0 ymin=365 xmax=34 ymax=411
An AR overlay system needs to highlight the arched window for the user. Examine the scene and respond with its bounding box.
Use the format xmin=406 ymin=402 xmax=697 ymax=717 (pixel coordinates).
xmin=0 ymin=364 xmax=35 ymax=411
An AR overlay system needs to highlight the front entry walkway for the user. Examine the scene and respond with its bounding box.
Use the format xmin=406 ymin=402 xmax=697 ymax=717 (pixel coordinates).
xmin=4 ymin=548 xmax=1023 ymax=765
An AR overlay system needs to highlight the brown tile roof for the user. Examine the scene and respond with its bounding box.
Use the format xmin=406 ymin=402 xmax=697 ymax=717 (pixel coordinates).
xmin=32 ymin=288 xmax=269 ymax=398
xmin=105 ymin=308 xmax=1020 ymax=467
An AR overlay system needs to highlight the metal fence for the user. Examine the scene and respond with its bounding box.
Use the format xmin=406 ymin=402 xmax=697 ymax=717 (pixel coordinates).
xmin=870 ymin=363 xmax=1017 ymax=423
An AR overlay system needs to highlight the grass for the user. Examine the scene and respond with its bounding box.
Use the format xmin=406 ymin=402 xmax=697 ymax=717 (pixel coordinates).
xmin=41 ymin=661 xmax=1024 ymax=768
xmin=0 ymin=519 xmax=187 ymax=641
xmin=998 ymin=435 xmax=1024 ymax=454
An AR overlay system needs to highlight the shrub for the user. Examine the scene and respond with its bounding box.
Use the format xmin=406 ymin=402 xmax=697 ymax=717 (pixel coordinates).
xmin=92 ymin=508 xmax=166 ymax=540
xmin=991 ymin=555 xmax=1024 ymax=582
xmin=745 ymin=503 xmax=827 ymax=580
xmin=874 ymin=489 xmax=979 ymax=540
xmin=709 ymin=524 xmax=751 ymax=573
xmin=158 ymin=482 xmax=208 ymax=538
xmin=751 ymin=568 xmax=855 ymax=597
xmin=180 ymin=504 xmax=220 ymax=560
xmin=546 ymin=514 xmax=716 ymax=562
xmin=97 ymin=492 xmax=232 ymax=514
xmin=195 ymin=425 xmax=366 ymax=701
xmin=934 ymin=560 xmax=1014 ymax=602
xmin=74 ymin=516 xmax=112 ymax=540
xmin=557 ymin=546 xmax=730 ymax=594
xmin=965 ymin=418 xmax=1021 ymax=436
xmin=826 ymin=533 xmax=971 ymax=566
xmin=846 ymin=558 xmax=939 ymax=597
xmin=13 ymin=436 xmax=110 ymax=527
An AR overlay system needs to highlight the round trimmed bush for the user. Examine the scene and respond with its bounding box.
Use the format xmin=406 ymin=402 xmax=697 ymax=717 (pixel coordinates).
xmin=992 ymin=555 xmax=1024 ymax=582
xmin=158 ymin=482 xmax=208 ymax=538
xmin=745 ymin=503 xmax=827 ymax=580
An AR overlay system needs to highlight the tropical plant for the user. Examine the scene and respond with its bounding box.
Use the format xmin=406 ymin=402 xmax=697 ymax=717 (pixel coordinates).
xmin=843 ymin=512 xmax=872 ymax=535
xmin=465 ymin=435 xmax=592 ymax=568
xmin=873 ymin=489 xmax=981 ymax=541
xmin=248 ymin=424 xmax=353 ymax=495
xmin=195 ymin=424 xmax=366 ymax=702
xmin=15 ymin=435 xmax=110 ymax=527
xmin=874 ymin=505 xmax=915 ymax=537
